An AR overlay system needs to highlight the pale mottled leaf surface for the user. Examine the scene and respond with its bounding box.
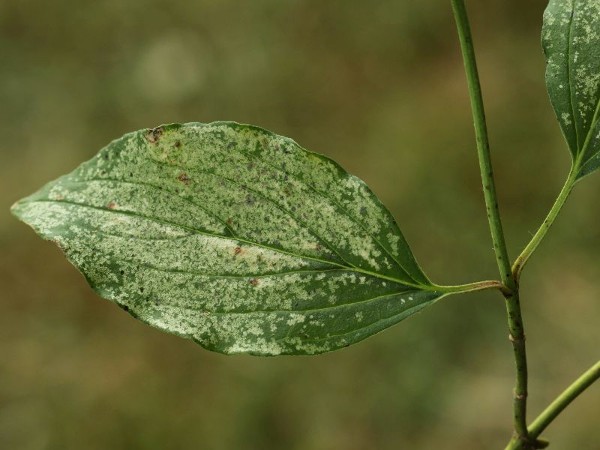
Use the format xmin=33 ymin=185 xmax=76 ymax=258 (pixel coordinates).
xmin=543 ymin=0 xmax=600 ymax=178
xmin=12 ymin=122 xmax=444 ymax=355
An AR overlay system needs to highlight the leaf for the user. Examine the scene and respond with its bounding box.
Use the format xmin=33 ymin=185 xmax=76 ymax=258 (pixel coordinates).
xmin=12 ymin=122 xmax=447 ymax=355
xmin=543 ymin=0 xmax=600 ymax=179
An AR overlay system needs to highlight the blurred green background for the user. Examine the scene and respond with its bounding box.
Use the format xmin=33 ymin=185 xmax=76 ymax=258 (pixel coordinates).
xmin=1 ymin=0 xmax=598 ymax=449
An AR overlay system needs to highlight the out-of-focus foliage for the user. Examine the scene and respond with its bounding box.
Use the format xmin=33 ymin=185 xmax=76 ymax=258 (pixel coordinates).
xmin=0 ymin=0 xmax=598 ymax=449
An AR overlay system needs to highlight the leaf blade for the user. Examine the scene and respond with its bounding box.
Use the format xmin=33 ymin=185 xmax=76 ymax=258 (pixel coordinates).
xmin=12 ymin=122 xmax=443 ymax=355
xmin=543 ymin=0 xmax=600 ymax=178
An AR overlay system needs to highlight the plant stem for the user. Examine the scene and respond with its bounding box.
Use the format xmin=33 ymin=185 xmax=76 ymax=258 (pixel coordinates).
xmin=450 ymin=0 xmax=513 ymax=289
xmin=451 ymin=0 xmax=530 ymax=443
xmin=504 ymin=292 xmax=529 ymax=442
xmin=505 ymin=361 xmax=600 ymax=450
xmin=528 ymin=360 xmax=600 ymax=439
xmin=512 ymin=165 xmax=577 ymax=281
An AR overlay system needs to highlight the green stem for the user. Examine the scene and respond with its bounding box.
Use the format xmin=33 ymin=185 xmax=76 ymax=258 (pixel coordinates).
xmin=450 ymin=0 xmax=513 ymax=288
xmin=512 ymin=166 xmax=577 ymax=281
xmin=505 ymin=361 xmax=600 ymax=450
xmin=451 ymin=0 xmax=529 ymax=443
xmin=505 ymin=291 xmax=529 ymax=442
xmin=529 ymin=360 xmax=600 ymax=439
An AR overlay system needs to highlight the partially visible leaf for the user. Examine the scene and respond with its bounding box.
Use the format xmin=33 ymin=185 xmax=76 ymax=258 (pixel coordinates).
xmin=12 ymin=122 xmax=446 ymax=355
xmin=543 ymin=0 xmax=600 ymax=178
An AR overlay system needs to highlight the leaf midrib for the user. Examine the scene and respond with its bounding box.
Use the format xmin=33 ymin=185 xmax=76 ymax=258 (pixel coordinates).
xmin=22 ymin=197 xmax=435 ymax=291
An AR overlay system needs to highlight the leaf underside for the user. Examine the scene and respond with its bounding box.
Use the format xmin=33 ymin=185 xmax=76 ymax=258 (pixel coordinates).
xmin=12 ymin=122 xmax=443 ymax=355
xmin=543 ymin=0 xmax=600 ymax=178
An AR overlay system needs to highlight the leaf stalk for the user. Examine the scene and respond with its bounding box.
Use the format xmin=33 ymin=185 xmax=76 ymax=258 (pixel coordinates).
xmin=434 ymin=279 xmax=506 ymax=295
xmin=512 ymin=166 xmax=577 ymax=281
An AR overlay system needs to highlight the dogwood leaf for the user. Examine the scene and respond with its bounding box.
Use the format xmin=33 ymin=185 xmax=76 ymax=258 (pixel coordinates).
xmin=12 ymin=122 xmax=448 ymax=355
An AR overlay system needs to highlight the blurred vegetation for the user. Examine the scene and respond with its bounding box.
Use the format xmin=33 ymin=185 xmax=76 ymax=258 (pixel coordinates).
xmin=1 ymin=0 xmax=598 ymax=449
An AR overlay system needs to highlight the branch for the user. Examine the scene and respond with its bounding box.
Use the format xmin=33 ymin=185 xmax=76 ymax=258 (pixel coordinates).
xmin=450 ymin=0 xmax=529 ymax=442
xmin=529 ymin=360 xmax=600 ymax=439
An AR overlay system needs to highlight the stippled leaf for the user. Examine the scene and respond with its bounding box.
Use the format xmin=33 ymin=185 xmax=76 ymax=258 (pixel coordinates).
xmin=12 ymin=122 xmax=448 ymax=355
xmin=543 ymin=0 xmax=600 ymax=178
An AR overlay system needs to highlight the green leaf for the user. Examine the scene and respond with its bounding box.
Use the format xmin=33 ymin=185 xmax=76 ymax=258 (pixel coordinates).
xmin=12 ymin=122 xmax=446 ymax=355
xmin=543 ymin=0 xmax=600 ymax=179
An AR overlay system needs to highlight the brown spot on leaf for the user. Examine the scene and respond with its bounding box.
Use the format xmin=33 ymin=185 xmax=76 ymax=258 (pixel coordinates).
xmin=234 ymin=246 xmax=243 ymax=256
xmin=249 ymin=278 xmax=259 ymax=287
xmin=106 ymin=201 xmax=117 ymax=209
xmin=177 ymin=172 xmax=191 ymax=184
xmin=146 ymin=127 xmax=163 ymax=144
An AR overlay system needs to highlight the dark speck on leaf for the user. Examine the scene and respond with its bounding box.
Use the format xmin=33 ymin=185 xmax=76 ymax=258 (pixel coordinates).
xmin=146 ymin=127 xmax=163 ymax=144
xmin=139 ymin=287 xmax=145 ymax=293
xmin=249 ymin=278 xmax=259 ymax=287
xmin=178 ymin=172 xmax=191 ymax=184
xmin=174 ymin=140 xmax=181 ymax=148
xmin=360 ymin=207 xmax=367 ymax=216
xmin=234 ymin=246 xmax=242 ymax=256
